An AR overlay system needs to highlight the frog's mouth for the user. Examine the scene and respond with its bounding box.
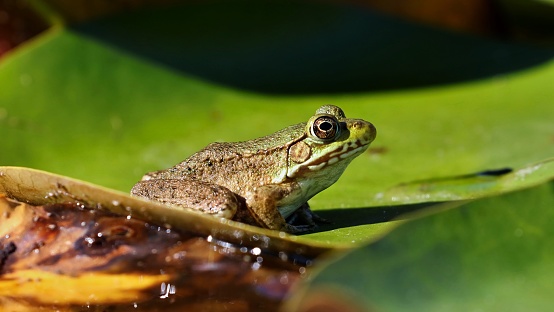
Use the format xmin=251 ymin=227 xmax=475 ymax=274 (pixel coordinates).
xmin=310 ymin=139 xmax=370 ymax=171
xmin=287 ymin=137 xmax=371 ymax=178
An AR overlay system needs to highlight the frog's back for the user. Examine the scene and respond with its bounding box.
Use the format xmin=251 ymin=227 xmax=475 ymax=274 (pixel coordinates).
xmin=150 ymin=123 xmax=305 ymax=194
xmin=208 ymin=123 xmax=305 ymax=155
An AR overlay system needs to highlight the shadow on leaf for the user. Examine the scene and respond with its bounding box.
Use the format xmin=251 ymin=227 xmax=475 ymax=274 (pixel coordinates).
xmin=304 ymin=202 xmax=440 ymax=234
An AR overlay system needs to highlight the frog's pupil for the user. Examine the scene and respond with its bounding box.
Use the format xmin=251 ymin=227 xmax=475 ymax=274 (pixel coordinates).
xmin=320 ymin=121 xmax=332 ymax=131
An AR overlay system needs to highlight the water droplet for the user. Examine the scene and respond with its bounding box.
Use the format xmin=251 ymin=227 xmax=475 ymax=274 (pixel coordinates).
xmin=233 ymin=230 xmax=245 ymax=239
xmin=172 ymin=251 xmax=186 ymax=260
xmin=84 ymin=237 xmax=95 ymax=246
xmin=160 ymin=282 xmax=168 ymax=297
xmin=160 ymin=282 xmax=176 ymax=298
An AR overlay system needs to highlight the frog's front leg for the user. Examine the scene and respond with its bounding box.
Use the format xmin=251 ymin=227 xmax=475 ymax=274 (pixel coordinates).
xmin=131 ymin=179 xmax=239 ymax=219
xmin=245 ymin=183 xmax=313 ymax=234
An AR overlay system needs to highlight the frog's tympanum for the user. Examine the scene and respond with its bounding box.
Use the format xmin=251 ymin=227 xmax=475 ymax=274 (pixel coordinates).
xmin=131 ymin=105 xmax=376 ymax=233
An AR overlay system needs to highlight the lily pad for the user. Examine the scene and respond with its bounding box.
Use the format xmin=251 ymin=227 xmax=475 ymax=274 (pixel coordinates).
xmin=286 ymin=181 xmax=554 ymax=311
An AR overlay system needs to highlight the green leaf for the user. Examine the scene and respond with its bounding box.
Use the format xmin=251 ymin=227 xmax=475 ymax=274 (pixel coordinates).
xmin=287 ymin=182 xmax=554 ymax=311
xmin=377 ymin=158 xmax=554 ymax=203
xmin=1 ymin=2 xmax=554 ymax=247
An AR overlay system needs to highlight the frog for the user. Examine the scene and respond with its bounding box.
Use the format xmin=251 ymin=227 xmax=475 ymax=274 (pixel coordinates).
xmin=131 ymin=105 xmax=376 ymax=233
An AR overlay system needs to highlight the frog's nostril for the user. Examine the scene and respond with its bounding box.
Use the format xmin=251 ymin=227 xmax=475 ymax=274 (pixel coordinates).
xmin=352 ymin=120 xmax=371 ymax=130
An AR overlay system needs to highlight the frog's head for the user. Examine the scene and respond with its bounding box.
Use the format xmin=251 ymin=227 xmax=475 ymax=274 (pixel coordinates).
xmin=285 ymin=105 xmax=376 ymax=192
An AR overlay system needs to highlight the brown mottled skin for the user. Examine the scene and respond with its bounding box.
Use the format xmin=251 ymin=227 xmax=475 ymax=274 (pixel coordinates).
xmin=132 ymin=105 xmax=376 ymax=233
xmin=160 ymin=124 xmax=306 ymax=193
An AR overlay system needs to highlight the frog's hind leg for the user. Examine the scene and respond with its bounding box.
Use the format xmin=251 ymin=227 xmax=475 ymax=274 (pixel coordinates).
xmin=130 ymin=179 xmax=239 ymax=219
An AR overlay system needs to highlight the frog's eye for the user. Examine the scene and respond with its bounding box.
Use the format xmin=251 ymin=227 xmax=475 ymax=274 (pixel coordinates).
xmin=311 ymin=115 xmax=340 ymax=142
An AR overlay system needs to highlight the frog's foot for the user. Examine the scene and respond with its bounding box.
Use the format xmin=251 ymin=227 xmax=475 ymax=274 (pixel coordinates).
xmin=286 ymin=203 xmax=330 ymax=227
xmin=305 ymin=208 xmax=331 ymax=224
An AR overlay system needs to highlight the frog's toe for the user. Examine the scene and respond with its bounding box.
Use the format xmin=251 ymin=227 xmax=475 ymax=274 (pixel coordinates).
xmin=287 ymin=204 xmax=331 ymax=227
xmin=283 ymin=223 xmax=315 ymax=234
xmin=310 ymin=212 xmax=331 ymax=224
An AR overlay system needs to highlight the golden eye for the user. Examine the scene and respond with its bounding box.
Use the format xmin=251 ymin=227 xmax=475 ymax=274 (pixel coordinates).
xmin=311 ymin=115 xmax=339 ymax=141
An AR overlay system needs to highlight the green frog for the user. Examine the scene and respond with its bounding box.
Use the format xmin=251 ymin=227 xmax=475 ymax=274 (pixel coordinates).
xmin=131 ymin=105 xmax=376 ymax=233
